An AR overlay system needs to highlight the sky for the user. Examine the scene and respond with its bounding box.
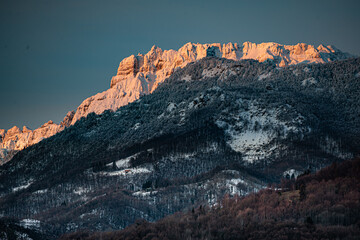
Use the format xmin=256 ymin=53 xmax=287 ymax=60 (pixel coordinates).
xmin=0 ymin=0 xmax=359 ymax=130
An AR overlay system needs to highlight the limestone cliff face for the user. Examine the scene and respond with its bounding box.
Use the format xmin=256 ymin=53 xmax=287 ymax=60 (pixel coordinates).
xmin=0 ymin=42 xmax=351 ymax=164
xmin=241 ymin=42 xmax=347 ymax=67
xmin=0 ymin=111 xmax=75 ymax=164
xmin=71 ymin=42 xmax=350 ymax=125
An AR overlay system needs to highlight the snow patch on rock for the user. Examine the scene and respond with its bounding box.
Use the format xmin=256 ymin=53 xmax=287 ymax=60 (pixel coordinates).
xmin=13 ymin=180 xmax=33 ymax=192
xmin=283 ymin=169 xmax=302 ymax=179
xmin=105 ymin=153 xmax=139 ymax=169
xmin=34 ymin=189 xmax=48 ymax=194
xmin=133 ymin=190 xmax=158 ymax=197
xmin=101 ymin=166 xmax=152 ymax=177
xmin=73 ymin=187 xmax=90 ymax=195
xmin=216 ymin=100 xmax=310 ymax=163
xmin=20 ymin=219 xmax=40 ymax=229
xmin=167 ymin=102 xmax=176 ymax=112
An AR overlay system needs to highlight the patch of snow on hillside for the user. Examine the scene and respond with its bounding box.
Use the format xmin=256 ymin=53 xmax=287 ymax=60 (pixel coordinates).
xmin=164 ymin=143 xmax=219 ymax=163
xmin=228 ymin=178 xmax=246 ymax=186
xmin=228 ymin=130 xmax=271 ymax=158
xmin=80 ymin=209 xmax=100 ymax=219
xmin=20 ymin=219 xmax=40 ymax=229
xmin=73 ymin=187 xmax=90 ymax=195
xmin=133 ymin=123 xmax=141 ymax=130
xmin=15 ymin=232 xmax=32 ymax=240
xmin=133 ymin=190 xmax=158 ymax=197
xmin=13 ymin=180 xmax=33 ymax=192
xmin=167 ymin=102 xmax=176 ymax=112
xmin=188 ymin=94 xmax=210 ymax=109
xmin=226 ymin=178 xmax=248 ymax=195
xmin=283 ymin=169 xmax=302 ymax=179
xmin=258 ymin=72 xmax=271 ymax=80
xmin=66 ymin=222 xmax=78 ymax=232
xmin=102 ymin=166 xmax=152 ymax=176
xmin=34 ymin=189 xmax=48 ymax=194
xmin=216 ymin=100 xmax=309 ymax=163
xmin=113 ymin=159 xmax=130 ymax=168
xmin=168 ymin=152 xmax=196 ymax=162
xmin=188 ymin=101 xmax=195 ymax=109
xmin=157 ymin=112 xmax=165 ymax=119
xmin=105 ymin=153 xmax=139 ymax=169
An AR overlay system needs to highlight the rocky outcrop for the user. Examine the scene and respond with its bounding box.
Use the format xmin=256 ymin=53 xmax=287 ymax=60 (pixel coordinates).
xmin=61 ymin=110 xmax=75 ymax=127
xmin=71 ymin=42 xmax=351 ymax=125
xmin=241 ymin=42 xmax=349 ymax=66
xmin=0 ymin=111 xmax=75 ymax=165
xmin=0 ymin=42 xmax=352 ymax=164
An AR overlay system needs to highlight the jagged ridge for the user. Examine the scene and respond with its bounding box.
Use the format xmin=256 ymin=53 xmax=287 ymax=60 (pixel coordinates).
xmin=0 ymin=111 xmax=74 ymax=164
xmin=0 ymin=42 xmax=352 ymax=164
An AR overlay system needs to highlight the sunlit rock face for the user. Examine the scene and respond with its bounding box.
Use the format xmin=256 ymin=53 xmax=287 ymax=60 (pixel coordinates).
xmin=71 ymin=42 xmax=350 ymax=125
xmin=0 ymin=42 xmax=351 ymax=164
xmin=0 ymin=111 xmax=75 ymax=164
xmin=241 ymin=42 xmax=347 ymax=67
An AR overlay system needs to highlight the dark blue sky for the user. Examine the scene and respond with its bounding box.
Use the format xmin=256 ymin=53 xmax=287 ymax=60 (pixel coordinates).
xmin=1 ymin=0 xmax=359 ymax=130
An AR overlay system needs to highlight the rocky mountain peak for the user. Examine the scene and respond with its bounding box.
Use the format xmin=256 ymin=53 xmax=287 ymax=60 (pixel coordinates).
xmin=22 ymin=126 xmax=32 ymax=133
xmin=0 ymin=129 xmax=5 ymax=139
xmin=6 ymin=126 xmax=21 ymax=135
xmin=0 ymin=112 xmax=78 ymax=164
xmin=42 ymin=120 xmax=54 ymax=127
xmin=0 ymin=41 xmax=353 ymax=165
xmin=61 ymin=111 xmax=75 ymax=127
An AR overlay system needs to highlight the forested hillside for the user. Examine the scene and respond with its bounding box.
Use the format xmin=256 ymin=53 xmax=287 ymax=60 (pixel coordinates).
xmin=0 ymin=57 xmax=359 ymax=237
xmin=61 ymin=158 xmax=360 ymax=240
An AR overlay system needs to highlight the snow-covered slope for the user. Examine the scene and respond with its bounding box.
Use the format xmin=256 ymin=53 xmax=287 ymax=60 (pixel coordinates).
xmin=0 ymin=42 xmax=352 ymax=164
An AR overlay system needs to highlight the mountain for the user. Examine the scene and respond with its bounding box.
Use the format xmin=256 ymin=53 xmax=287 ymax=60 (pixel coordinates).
xmin=0 ymin=56 xmax=359 ymax=238
xmin=61 ymin=158 xmax=360 ymax=240
xmin=0 ymin=42 xmax=353 ymax=164
xmin=0 ymin=111 xmax=75 ymax=165
xmin=71 ymin=42 xmax=352 ymax=125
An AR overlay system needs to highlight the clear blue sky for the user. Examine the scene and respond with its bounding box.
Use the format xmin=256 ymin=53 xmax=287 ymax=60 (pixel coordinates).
xmin=0 ymin=0 xmax=359 ymax=130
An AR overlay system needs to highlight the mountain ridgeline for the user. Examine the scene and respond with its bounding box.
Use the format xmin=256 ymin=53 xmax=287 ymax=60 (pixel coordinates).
xmin=0 ymin=42 xmax=352 ymax=165
xmin=0 ymin=57 xmax=359 ymax=238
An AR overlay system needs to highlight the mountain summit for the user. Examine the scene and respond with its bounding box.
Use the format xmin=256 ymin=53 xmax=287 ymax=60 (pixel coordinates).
xmin=0 ymin=56 xmax=359 ymax=236
xmin=73 ymin=42 xmax=351 ymax=125
xmin=0 ymin=42 xmax=352 ymax=164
